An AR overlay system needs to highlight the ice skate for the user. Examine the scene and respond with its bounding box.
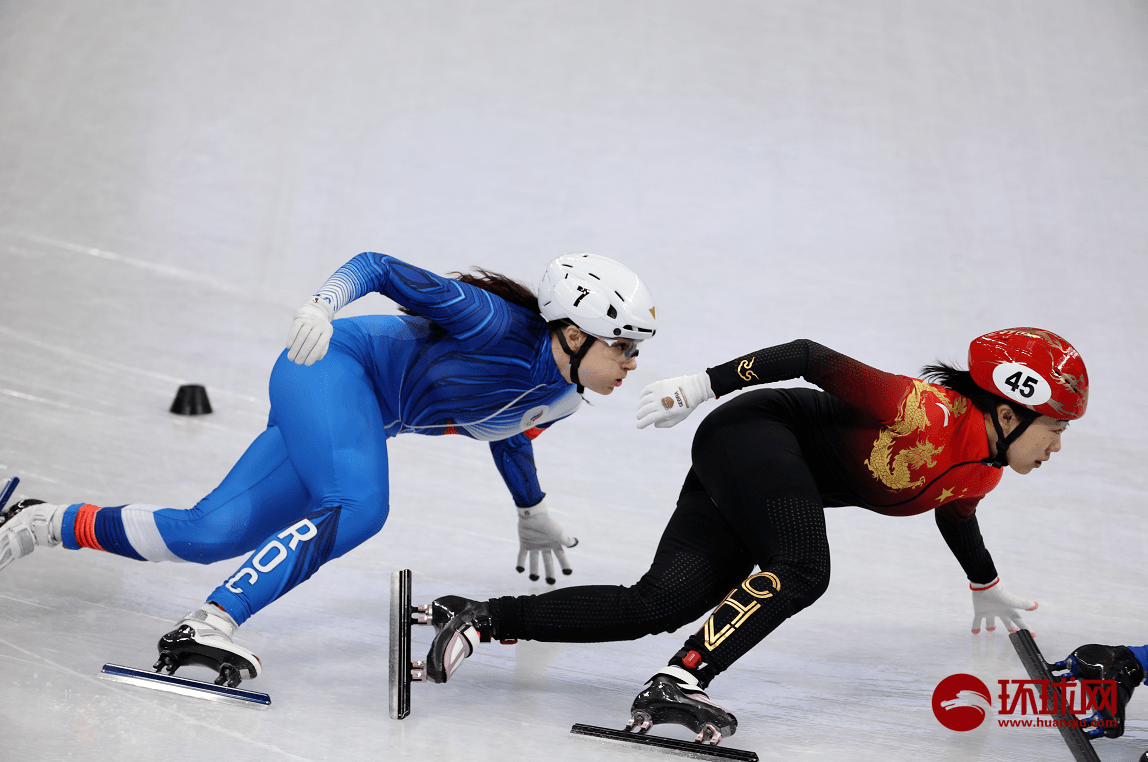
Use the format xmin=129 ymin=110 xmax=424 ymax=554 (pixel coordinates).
xmin=570 ymin=665 xmax=756 ymax=761
xmin=1065 ymin=643 xmax=1145 ymax=739
xmin=425 ymin=595 xmax=495 ymax=683
xmin=389 ymin=570 xmax=514 ymax=718
xmin=627 ymin=665 xmax=738 ymax=744
xmin=0 ymin=478 xmax=62 ymax=572
xmin=390 ymin=569 xmax=430 ymax=719
xmin=1010 ymin=628 xmax=1103 ymax=762
xmin=154 ymin=603 xmax=262 ymax=688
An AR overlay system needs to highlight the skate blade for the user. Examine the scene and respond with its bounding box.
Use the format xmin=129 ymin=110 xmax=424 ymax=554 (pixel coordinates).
xmin=0 ymin=477 xmax=19 ymax=514
xmin=99 ymin=664 xmax=271 ymax=709
xmin=389 ymin=568 xmax=413 ymax=720
xmin=1008 ymin=630 xmax=1101 ymax=762
xmin=570 ymin=724 xmax=758 ymax=762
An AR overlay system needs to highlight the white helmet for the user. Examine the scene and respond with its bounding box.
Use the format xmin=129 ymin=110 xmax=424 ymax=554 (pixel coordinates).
xmin=537 ymin=253 xmax=657 ymax=341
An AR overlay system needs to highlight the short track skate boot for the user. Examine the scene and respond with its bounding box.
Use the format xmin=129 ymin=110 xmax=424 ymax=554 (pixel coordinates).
xmin=1066 ymin=643 xmax=1146 ymax=738
xmin=425 ymin=596 xmax=495 ymax=683
xmin=154 ymin=603 xmax=262 ymax=688
xmin=627 ymin=666 xmax=738 ymax=745
xmin=0 ymin=499 xmax=62 ymax=572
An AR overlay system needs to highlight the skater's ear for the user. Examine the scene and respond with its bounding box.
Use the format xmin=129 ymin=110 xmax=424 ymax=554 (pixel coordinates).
xmin=996 ymin=404 xmax=1020 ymax=436
xmin=560 ymin=324 xmax=587 ymax=352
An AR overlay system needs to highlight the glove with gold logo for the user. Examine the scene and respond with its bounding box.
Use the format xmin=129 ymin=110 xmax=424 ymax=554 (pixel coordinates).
xmin=636 ymin=372 xmax=715 ymax=429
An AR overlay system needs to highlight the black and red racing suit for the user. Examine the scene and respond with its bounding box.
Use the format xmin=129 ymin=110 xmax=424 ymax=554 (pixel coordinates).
xmin=487 ymin=340 xmax=1005 ymax=685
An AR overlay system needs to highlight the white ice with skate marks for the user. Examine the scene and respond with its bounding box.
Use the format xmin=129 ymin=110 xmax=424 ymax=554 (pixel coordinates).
xmin=2 ymin=3 xmax=1148 ymax=762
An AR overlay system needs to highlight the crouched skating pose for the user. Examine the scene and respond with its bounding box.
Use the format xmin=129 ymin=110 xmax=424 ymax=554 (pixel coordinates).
xmin=423 ymin=328 xmax=1089 ymax=742
xmin=0 ymin=252 xmax=656 ymax=687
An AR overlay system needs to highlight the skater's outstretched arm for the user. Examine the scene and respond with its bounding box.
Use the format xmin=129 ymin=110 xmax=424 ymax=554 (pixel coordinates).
xmin=489 ymin=430 xmax=546 ymax=509
xmin=934 ymin=503 xmax=1037 ymax=633
xmin=638 ymin=339 xmax=911 ymax=429
xmin=489 ymin=426 xmax=577 ymax=584
xmin=287 ymin=253 xmax=518 ymax=365
xmin=934 ymin=501 xmax=997 ymax=584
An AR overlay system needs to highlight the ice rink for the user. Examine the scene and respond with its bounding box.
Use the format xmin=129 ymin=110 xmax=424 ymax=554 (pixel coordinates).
xmin=2 ymin=2 xmax=1147 ymax=760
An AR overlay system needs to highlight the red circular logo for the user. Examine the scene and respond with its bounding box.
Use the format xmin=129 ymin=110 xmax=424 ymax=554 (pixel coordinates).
xmin=932 ymin=674 xmax=992 ymax=731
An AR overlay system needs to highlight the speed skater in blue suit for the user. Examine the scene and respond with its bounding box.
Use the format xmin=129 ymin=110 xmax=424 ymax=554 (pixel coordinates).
xmin=0 ymin=251 xmax=657 ymax=685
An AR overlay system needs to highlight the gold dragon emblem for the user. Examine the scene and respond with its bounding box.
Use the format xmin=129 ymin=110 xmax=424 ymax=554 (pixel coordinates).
xmin=864 ymin=380 xmax=966 ymax=491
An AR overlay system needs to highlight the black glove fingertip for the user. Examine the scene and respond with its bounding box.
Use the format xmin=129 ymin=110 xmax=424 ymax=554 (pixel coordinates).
xmin=545 ymin=577 xmax=555 ymax=585
xmin=516 ymin=566 xmax=525 ymax=573
xmin=529 ymin=574 xmax=539 ymax=581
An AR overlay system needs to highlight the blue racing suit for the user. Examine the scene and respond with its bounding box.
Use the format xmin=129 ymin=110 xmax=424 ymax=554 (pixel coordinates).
xmin=60 ymin=254 xmax=581 ymax=624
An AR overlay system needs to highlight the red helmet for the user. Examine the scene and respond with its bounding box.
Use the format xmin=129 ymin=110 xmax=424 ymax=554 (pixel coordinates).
xmin=968 ymin=328 xmax=1088 ymax=420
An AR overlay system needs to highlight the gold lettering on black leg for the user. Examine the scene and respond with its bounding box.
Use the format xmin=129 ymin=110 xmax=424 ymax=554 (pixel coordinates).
xmin=702 ymin=572 xmax=781 ymax=650
xmin=742 ymin=571 xmax=781 ymax=598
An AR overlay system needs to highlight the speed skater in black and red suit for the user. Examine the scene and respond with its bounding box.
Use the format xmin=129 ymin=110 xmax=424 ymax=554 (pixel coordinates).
xmin=422 ymin=328 xmax=1091 ymax=739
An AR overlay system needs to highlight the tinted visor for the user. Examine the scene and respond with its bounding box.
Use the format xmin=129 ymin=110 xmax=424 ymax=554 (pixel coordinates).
xmin=599 ymin=337 xmax=641 ymax=358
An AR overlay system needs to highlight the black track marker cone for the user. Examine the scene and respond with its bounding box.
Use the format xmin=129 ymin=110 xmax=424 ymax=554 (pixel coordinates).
xmin=170 ymin=385 xmax=212 ymax=415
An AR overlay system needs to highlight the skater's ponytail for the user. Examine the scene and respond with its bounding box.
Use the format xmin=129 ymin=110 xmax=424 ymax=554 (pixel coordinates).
xmin=451 ymin=268 xmax=541 ymax=315
xmin=452 ymin=271 xmax=577 ymax=340
xmin=396 ymin=268 xmax=542 ymax=318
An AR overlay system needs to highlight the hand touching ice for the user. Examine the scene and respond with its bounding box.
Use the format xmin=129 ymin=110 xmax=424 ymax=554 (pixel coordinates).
xmin=971 ymin=577 xmax=1037 ymax=634
xmin=516 ymin=500 xmax=577 ymax=585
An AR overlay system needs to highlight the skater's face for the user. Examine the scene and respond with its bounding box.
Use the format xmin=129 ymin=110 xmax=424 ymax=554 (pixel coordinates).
xmin=993 ymin=406 xmax=1068 ymax=474
xmin=552 ymin=326 xmax=639 ymax=395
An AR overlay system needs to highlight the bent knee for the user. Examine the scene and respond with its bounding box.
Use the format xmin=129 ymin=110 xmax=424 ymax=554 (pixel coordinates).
xmin=784 ymin=560 xmax=831 ymax=610
xmin=316 ymin=500 xmax=390 ymax=550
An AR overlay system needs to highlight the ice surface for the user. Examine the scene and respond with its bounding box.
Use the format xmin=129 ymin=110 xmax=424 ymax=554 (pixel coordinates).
xmin=1 ymin=2 xmax=1146 ymax=760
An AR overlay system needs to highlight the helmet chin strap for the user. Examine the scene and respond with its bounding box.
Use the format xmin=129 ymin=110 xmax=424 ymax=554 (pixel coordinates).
xmin=983 ymin=408 xmax=1037 ymax=469
xmin=555 ymin=328 xmax=596 ymax=394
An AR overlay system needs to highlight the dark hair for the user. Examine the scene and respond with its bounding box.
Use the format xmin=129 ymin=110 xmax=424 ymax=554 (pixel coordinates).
xmin=454 ymin=268 xmax=541 ymax=314
xmin=920 ymin=362 xmax=1038 ymax=421
xmin=458 ymin=271 xmax=574 ymax=338
xmin=398 ymin=267 xmax=540 ymax=317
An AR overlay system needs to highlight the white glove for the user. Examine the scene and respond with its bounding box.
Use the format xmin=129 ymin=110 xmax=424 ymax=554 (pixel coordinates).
xmin=286 ymin=297 xmax=335 ymax=366
xmin=636 ymin=372 xmax=715 ymax=429
xmin=516 ymin=500 xmax=577 ymax=585
xmin=970 ymin=577 xmax=1037 ymax=634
